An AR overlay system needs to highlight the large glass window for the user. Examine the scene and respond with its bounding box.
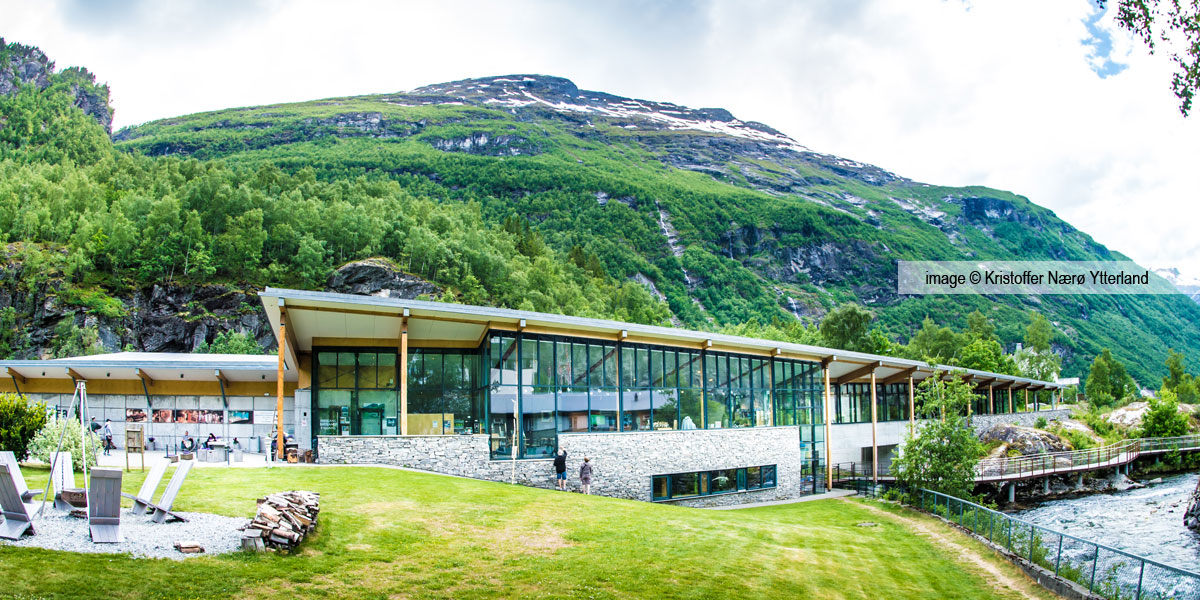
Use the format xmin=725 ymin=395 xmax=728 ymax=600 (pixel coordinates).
xmin=651 ymin=465 xmax=778 ymax=501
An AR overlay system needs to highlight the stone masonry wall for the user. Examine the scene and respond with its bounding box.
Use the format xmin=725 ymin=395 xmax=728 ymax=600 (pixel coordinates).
xmin=971 ymin=408 xmax=1071 ymax=435
xmin=318 ymin=426 xmax=814 ymax=506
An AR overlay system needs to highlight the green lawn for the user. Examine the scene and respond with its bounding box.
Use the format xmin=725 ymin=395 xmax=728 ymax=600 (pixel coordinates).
xmin=2 ymin=466 xmax=1044 ymax=600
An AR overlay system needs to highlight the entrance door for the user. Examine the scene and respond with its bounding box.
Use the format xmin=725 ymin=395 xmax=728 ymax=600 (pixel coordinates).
xmin=359 ymin=407 xmax=383 ymax=436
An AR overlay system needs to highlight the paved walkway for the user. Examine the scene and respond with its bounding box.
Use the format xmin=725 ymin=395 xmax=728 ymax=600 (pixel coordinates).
xmin=707 ymin=488 xmax=856 ymax=510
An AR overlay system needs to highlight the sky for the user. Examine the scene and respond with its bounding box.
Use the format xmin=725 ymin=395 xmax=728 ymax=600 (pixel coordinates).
xmin=4 ymin=0 xmax=1199 ymax=280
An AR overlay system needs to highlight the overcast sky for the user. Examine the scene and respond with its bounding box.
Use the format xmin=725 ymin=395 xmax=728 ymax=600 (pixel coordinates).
xmin=4 ymin=0 xmax=1198 ymax=280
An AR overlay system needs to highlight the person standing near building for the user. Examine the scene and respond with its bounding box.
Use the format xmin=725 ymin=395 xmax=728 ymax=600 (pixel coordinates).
xmin=553 ymin=449 xmax=568 ymax=490
xmin=579 ymin=457 xmax=593 ymax=495
xmin=102 ymin=419 xmax=113 ymax=456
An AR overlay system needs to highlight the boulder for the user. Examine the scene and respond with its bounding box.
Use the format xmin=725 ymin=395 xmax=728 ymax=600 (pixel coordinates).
xmin=1186 ymin=478 xmax=1200 ymax=534
xmin=325 ymin=258 xmax=441 ymax=299
xmin=1105 ymin=401 xmax=1197 ymax=430
xmin=978 ymin=424 xmax=1072 ymax=455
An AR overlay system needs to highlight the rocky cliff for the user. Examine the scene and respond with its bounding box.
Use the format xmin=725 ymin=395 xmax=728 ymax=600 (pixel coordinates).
xmin=0 ymin=253 xmax=439 ymax=358
xmin=1 ymin=38 xmax=113 ymax=132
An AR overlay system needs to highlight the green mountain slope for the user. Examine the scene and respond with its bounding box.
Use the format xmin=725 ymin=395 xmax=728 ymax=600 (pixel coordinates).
xmin=109 ymin=75 xmax=1200 ymax=383
xmin=2 ymin=38 xmax=1196 ymax=385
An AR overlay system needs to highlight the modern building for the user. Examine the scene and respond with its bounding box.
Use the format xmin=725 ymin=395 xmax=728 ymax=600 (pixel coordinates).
xmin=1 ymin=288 xmax=1067 ymax=507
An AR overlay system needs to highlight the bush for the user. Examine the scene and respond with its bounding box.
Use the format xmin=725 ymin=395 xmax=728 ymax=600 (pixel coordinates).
xmin=28 ymin=417 xmax=98 ymax=471
xmin=0 ymin=393 xmax=48 ymax=460
xmin=1034 ymin=416 xmax=1048 ymax=429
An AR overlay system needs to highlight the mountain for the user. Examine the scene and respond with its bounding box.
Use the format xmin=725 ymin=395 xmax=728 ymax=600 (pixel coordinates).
xmin=1153 ymin=268 xmax=1200 ymax=305
xmin=2 ymin=38 xmax=1198 ymax=385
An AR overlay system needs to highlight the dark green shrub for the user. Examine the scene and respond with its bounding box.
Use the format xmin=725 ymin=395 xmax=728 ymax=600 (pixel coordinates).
xmin=0 ymin=393 xmax=48 ymax=461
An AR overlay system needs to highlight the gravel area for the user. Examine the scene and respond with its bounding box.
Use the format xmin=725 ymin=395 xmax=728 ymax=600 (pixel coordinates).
xmin=0 ymin=507 xmax=250 ymax=560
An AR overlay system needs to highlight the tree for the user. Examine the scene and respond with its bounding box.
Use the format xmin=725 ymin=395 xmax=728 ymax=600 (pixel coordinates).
xmin=892 ymin=373 xmax=983 ymax=499
xmin=904 ymin=317 xmax=965 ymax=363
xmin=966 ymin=310 xmax=996 ymax=342
xmin=0 ymin=393 xmax=48 ymax=461
xmin=1162 ymin=348 xmax=1198 ymax=403
xmin=1085 ymin=348 xmax=1134 ymax=406
xmin=1020 ymin=312 xmax=1061 ymax=382
xmin=1100 ymin=0 xmax=1200 ymax=116
xmin=1140 ymin=389 xmax=1191 ymax=437
xmin=957 ymin=338 xmax=1012 ymax=374
xmin=48 ymin=317 xmax=105 ymax=358
xmin=196 ymin=331 xmax=263 ymax=355
xmin=819 ymin=304 xmax=874 ymax=352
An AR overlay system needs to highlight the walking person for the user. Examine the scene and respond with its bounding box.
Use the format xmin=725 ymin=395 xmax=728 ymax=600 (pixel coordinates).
xmin=102 ymin=419 xmax=113 ymax=456
xmin=579 ymin=457 xmax=593 ymax=495
xmin=553 ymin=449 xmax=568 ymax=490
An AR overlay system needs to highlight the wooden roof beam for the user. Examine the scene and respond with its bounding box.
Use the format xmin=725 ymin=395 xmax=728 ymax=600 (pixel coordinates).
xmin=214 ymin=369 xmax=229 ymax=387
xmin=135 ymin=368 xmax=154 ymax=387
xmin=5 ymin=367 xmax=25 ymax=385
xmin=834 ymin=360 xmax=884 ymax=385
xmin=65 ymin=368 xmax=86 ymax=382
xmin=880 ymin=366 xmax=918 ymax=385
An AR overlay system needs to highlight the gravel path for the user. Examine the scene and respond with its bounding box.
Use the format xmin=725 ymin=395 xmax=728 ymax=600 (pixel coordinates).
xmin=0 ymin=508 xmax=250 ymax=560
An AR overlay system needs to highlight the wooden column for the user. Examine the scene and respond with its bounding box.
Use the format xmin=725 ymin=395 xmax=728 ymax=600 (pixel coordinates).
xmin=988 ymin=385 xmax=994 ymax=415
xmin=276 ymin=314 xmax=286 ymax=462
xmin=1008 ymin=388 xmax=1013 ymax=414
xmin=1024 ymin=388 xmax=1029 ymax=413
xmin=870 ymin=370 xmax=878 ymax=485
xmin=400 ymin=317 xmax=409 ymax=436
xmin=907 ymin=376 xmax=915 ymax=434
xmin=823 ymin=362 xmax=833 ymax=490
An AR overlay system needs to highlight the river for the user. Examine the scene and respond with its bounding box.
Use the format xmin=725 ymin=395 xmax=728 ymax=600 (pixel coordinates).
xmin=1013 ymin=471 xmax=1200 ymax=573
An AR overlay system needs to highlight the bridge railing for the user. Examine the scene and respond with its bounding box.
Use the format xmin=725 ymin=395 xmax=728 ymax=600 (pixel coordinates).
xmin=917 ymin=488 xmax=1200 ymax=600
xmin=832 ymin=435 xmax=1200 ymax=482
xmin=976 ymin=434 xmax=1200 ymax=480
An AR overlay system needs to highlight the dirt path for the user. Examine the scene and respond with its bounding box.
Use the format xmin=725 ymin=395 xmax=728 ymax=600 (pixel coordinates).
xmin=847 ymin=499 xmax=1045 ymax=600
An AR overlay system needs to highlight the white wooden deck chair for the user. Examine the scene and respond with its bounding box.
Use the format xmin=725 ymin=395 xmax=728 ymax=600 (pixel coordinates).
xmin=0 ymin=464 xmax=35 ymax=540
xmin=120 ymin=458 xmax=169 ymax=515
xmin=0 ymin=451 xmax=42 ymax=503
xmin=88 ymin=468 xmax=123 ymax=543
xmin=50 ymin=452 xmax=77 ymax=511
xmin=149 ymin=459 xmax=193 ymax=523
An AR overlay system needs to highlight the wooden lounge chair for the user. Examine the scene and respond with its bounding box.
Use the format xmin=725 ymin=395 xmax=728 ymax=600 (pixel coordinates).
xmin=120 ymin=458 xmax=169 ymax=515
xmin=0 ymin=451 xmax=42 ymax=503
xmin=0 ymin=464 xmax=35 ymax=540
xmin=88 ymin=468 xmax=123 ymax=543
xmin=50 ymin=452 xmax=79 ymax=511
xmin=148 ymin=459 xmax=193 ymax=523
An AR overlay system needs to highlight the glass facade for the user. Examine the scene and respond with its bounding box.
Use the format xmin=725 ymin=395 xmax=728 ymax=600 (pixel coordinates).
xmin=651 ymin=465 xmax=778 ymax=501
xmin=314 ymin=348 xmax=485 ymax=441
xmin=482 ymin=331 xmax=824 ymax=460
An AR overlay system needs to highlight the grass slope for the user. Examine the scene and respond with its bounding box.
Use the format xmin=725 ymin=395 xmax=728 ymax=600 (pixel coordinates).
xmin=2 ymin=465 xmax=1050 ymax=600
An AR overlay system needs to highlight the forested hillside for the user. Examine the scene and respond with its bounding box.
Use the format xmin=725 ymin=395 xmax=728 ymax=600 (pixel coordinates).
xmin=2 ymin=38 xmax=1197 ymax=385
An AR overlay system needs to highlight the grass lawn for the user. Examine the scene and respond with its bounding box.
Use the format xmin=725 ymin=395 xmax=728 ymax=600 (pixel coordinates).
xmin=1 ymin=465 xmax=1048 ymax=600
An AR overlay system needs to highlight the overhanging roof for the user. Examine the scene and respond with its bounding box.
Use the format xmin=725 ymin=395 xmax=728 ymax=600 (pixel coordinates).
xmin=259 ymin=287 xmax=1066 ymax=390
xmin=0 ymin=352 xmax=293 ymax=383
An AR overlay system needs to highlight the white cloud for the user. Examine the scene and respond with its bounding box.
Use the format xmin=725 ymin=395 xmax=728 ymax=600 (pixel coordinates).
xmin=3 ymin=0 xmax=1197 ymax=278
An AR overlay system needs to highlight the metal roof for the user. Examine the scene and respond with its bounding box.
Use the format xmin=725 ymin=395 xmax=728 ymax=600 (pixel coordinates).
xmin=259 ymin=287 xmax=1066 ymax=391
xmin=1 ymin=352 xmax=292 ymax=383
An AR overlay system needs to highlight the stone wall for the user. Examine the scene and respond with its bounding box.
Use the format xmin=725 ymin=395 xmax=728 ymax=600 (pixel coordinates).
xmin=971 ymin=409 xmax=1071 ymax=435
xmin=22 ymin=392 xmax=295 ymax=453
xmin=317 ymin=426 xmax=817 ymax=506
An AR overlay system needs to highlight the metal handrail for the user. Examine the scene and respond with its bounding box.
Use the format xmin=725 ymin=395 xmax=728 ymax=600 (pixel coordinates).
xmin=833 ymin=435 xmax=1200 ymax=482
xmin=916 ymin=488 xmax=1200 ymax=600
xmin=977 ymin=434 xmax=1200 ymax=480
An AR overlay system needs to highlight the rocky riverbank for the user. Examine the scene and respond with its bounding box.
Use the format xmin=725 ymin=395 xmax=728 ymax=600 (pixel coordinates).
xmin=1187 ymin=477 xmax=1200 ymax=534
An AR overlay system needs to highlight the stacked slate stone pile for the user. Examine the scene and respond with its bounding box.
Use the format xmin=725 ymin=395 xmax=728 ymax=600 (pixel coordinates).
xmin=1186 ymin=478 xmax=1200 ymax=535
xmin=241 ymin=491 xmax=320 ymax=551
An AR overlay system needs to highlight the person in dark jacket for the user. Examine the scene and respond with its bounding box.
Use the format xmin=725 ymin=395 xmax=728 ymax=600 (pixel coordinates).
xmin=579 ymin=457 xmax=593 ymax=495
xmin=553 ymin=449 xmax=568 ymax=490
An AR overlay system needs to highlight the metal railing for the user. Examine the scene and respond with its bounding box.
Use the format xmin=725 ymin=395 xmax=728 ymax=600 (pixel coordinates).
xmin=917 ymin=488 xmax=1200 ymax=600
xmin=832 ymin=435 xmax=1200 ymax=483
xmin=977 ymin=434 xmax=1200 ymax=481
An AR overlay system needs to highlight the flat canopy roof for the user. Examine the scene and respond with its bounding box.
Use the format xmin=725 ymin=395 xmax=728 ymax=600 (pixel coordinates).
xmin=260 ymin=287 xmax=1066 ymax=391
xmin=1 ymin=352 xmax=294 ymax=384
